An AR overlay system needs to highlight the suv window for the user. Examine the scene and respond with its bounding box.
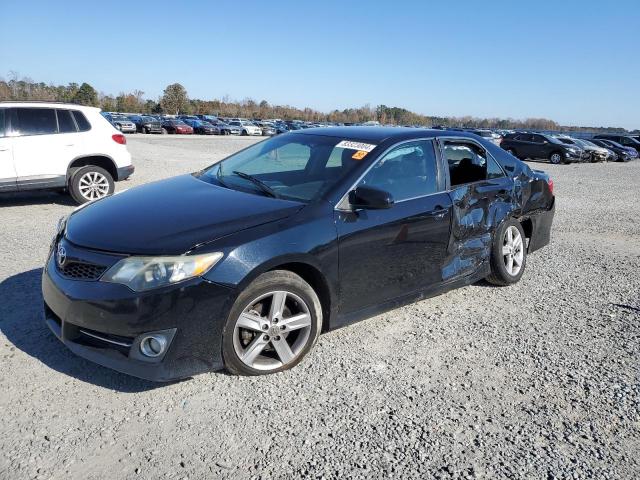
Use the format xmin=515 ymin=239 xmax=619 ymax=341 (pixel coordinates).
xmin=56 ymin=109 xmax=77 ymax=133
xmin=71 ymin=111 xmax=91 ymax=131
xmin=531 ymin=134 xmax=547 ymax=144
xmin=358 ymin=140 xmax=438 ymax=201
xmin=15 ymin=108 xmax=57 ymax=136
xmin=444 ymin=141 xmax=499 ymax=186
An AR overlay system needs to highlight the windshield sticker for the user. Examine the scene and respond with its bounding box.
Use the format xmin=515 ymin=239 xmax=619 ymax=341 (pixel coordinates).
xmin=351 ymin=150 xmax=369 ymax=160
xmin=336 ymin=140 xmax=377 ymax=152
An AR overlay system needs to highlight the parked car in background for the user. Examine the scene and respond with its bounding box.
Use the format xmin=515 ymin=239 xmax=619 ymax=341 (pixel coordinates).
xmin=196 ymin=115 xmax=219 ymax=124
xmin=42 ymin=127 xmax=554 ymax=379
xmin=555 ymin=137 xmax=609 ymax=162
xmin=183 ymin=119 xmax=219 ymax=135
xmin=593 ymin=134 xmax=640 ymax=155
xmin=469 ymin=129 xmax=502 ymax=146
xmin=255 ymin=122 xmax=276 ymax=136
xmin=161 ymin=119 xmax=193 ymax=134
xmin=128 ymin=115 xmax=163 ymax=134
xmin=206 ymin=120 xmax=240 ymax=135
xmin=590 ymin=138 xmax=638 ymax=162
xmin=0 ymin=102 xmax=134 ymax=204
xmin=500 ymin=133 xmax=587 ymax=164
xmin=228 ymin=120 xmax=262 ymax=136
xmin=110 ymin=115 xmax=137 ymax=133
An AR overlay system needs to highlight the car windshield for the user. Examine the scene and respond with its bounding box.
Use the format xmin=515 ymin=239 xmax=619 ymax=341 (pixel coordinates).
xmin=198 ymin=133 xmax=374 ymax=202
xmin=113 ymin=115 xmax=129 ymax=121
xmin=142 ymin=116 xmax=156 ymax=121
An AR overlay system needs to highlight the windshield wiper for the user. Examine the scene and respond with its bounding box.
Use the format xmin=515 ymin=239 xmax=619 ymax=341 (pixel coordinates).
xmin=232 ymin=170 xmax=280 ymax=198
xmin=215 ymin=162 xmax=229 ymax=188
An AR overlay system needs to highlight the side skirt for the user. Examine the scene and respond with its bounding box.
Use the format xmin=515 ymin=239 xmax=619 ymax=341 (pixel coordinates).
xmin=329 ymin=264 xmax=491 ymax=331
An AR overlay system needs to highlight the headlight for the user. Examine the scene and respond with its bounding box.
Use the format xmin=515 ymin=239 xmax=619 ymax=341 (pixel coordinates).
xmin=102 ymin=252 xmax=223 ymax=292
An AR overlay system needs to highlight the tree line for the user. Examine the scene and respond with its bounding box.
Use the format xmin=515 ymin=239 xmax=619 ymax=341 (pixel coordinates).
xmin=0 ymin=73 xmax=632 ymax=133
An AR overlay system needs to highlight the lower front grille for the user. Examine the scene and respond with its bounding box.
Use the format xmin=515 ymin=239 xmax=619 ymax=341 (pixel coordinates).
xmin=76 ymin=327 xmax=134 ymax=355
xmin=58 ymin=261 xmax=106 ymax=280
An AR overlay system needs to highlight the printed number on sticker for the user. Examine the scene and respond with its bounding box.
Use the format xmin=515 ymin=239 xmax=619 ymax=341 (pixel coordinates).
xmin=336 ymin=140 xmax=376 ymax=152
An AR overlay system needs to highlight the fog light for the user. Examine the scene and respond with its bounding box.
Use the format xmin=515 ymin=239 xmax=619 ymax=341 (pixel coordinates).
xmin=139 ymin=335 xmax=167 ymax=358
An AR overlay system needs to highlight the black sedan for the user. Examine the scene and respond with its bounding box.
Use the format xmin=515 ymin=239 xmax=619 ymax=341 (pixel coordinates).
xmin=42 ymin=128 xmax=555 ymax=380
xmin=183 ymin=119 xmax=219 ymax=135
xmin=129 ymin=115 xmax=163 ymax=134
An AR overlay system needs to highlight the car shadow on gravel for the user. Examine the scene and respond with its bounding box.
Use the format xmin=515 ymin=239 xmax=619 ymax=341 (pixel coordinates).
xmin=0 ymin=268 xmax=177 ymax=392
xmin=0 ymin=191 xmax=77 ymax=207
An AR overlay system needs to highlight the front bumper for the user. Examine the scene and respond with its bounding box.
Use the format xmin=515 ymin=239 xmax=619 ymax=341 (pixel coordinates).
xmin=41 ymin=247 xmax=234 ymax=381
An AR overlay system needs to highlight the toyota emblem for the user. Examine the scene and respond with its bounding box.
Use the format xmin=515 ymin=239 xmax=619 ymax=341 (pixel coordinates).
xmin=56 ymin=244 xmax=67 ymax=268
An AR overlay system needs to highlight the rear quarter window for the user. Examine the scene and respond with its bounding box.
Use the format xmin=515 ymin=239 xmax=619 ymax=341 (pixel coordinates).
xmin=56 ymin=109 xmax=77 ymax=133
xmin=71 ymin=111 xmax=91 ymax=131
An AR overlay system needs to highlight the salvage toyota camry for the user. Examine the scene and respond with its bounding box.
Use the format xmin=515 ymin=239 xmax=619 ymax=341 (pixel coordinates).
xmin=42 ymin=127 xmax=555 ymax=380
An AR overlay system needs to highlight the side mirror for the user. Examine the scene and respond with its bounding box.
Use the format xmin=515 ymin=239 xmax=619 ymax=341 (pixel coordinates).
xmin=348 ymin=186 xmax=394 ymax=210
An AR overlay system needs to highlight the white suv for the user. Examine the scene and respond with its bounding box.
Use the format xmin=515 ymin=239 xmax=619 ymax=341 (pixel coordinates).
xmin=0 ymin=102 xmax=134 ymax=204
xmin=228 ymin=119 xmax=262 ymax=136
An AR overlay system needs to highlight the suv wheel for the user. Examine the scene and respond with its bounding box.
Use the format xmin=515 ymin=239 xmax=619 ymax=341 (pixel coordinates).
xmin=69 ymin=166 xmax=115 ymax=204
xmin=222 ymin=270 xmax=322 ymax=376
xmin=549 ymin=152 xmax=563 ymax=164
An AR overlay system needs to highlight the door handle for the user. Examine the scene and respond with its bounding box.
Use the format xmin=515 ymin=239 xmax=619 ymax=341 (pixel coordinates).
xmin=430 ymin=206 xmax=448 ymax=218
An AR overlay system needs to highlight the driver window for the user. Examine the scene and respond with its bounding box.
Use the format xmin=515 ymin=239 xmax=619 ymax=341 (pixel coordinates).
xmin=357 ymin=140 xmax=438 ymax=202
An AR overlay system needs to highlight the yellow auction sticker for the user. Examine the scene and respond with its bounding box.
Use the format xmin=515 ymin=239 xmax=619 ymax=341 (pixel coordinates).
xmin=351 ymin=150 xmax=368 ymax=160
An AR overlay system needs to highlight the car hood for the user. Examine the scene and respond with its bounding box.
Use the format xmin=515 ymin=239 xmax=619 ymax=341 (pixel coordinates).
xmin=66 ymin=174 xmax=304 ymax=255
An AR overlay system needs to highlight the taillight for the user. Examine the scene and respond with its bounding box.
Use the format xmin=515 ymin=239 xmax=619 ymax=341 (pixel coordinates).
xmin=548 ymin=178 xmax=554 ymax=194
xmin=112 ymin=134 xmax=126 ymax=145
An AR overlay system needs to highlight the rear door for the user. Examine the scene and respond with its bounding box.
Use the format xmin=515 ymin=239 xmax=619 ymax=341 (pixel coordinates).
xmin=0 ymin=108 xmax=17 ymax=191
xmin=439 ymin=138 xmax=514 ymax=280
xmin=336 ymin=139 xmax=452 ymax=313
xmin=11 ymin=107 xmax=77 ymax=189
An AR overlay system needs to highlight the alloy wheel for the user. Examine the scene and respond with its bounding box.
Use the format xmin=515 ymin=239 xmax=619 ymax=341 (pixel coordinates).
xmin=550 ymin=153 xmax=562 ymax=164
xmin=78 ymin=171 xmax=110 ymax=201
xmin=502 ymin=226 xmax=524 ymax=276
xmin=233 ymin=290 xmax=312 ymax=371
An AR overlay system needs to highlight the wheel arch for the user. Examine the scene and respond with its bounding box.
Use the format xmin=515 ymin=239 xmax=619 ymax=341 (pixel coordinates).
xmin=224 ymin=254 xmax=335 ymax=333
xmin=67 ymin=155 xmax=118 ymax=182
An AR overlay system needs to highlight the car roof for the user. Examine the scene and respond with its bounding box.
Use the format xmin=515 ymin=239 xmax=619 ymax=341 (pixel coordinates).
xmin=0 ymin=101 xmax=100 ymax=111
xmin=293 ymin=126 xmax=488 ymax=143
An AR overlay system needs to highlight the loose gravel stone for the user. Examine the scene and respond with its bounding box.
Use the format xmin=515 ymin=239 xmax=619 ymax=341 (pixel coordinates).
xmin=0 ymin=135 xmax=638 ymax=479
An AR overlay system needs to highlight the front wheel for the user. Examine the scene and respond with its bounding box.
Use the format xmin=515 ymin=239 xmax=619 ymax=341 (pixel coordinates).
xmin=486 ymin=219 xmax=527 ymax=286
xmin=69 ymin=166 xmax=115 ymax=204
xmin=222 ymin=271 xmax=322 ymax=376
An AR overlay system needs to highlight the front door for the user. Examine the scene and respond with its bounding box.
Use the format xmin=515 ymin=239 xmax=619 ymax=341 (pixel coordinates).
xmin=0 ymin=107 xmax=16 ymax=191
xmin=336 ymin=140 xmax=452 ymax=314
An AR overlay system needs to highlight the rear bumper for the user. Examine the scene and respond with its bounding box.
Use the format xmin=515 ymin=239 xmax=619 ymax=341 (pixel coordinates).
xmin=41 ymin=251 xmax=234 ymax=381
xmin=527 ymin=197 xmax=555 ymax=254
xmin=117 ymin=165 xmax=135 ymax=181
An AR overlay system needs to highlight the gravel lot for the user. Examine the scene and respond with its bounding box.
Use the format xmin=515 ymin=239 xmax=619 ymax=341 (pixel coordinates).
xmin=1 ymin=134 xmax=639 ymax=479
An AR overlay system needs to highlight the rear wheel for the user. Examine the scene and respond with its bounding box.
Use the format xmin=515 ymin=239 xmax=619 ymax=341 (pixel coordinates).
xmin=549 ymin=152 xmax=563 ymax=164
xmin=222 ymin=271 xmax=322 ymax=376
xmin=69 ymin=166 xmax=114 ymax=204
xmin=486 ymin=219 xmax=527 ymax=286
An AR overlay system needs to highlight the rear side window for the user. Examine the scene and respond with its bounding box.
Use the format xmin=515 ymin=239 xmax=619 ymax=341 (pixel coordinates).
xmin=71 ymin=111 xmax=91 ymax=131
xmin=15 ymin=108 xmax=57 ymax=136
xmin=0 ymin=109 xmax=5 ymax=137
xmin=56 ymin=109 xmax=77 ymax=133
xmin=444 ymin=141 xmax=500 ymax=186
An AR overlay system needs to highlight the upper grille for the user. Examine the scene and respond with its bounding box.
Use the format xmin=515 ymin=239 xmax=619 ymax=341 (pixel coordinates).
xmin=58 ymin=261 xmax=106 ymax=280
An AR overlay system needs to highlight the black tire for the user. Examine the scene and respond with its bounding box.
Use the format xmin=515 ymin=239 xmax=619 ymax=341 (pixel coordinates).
xmin=222 ymin=270 xmax=322 ymax=376
xmin=241 ymin=129 xmax=248 ymax=136
xmin=68 ymin=165 xmax=115 ymax=204
xmin=161 ymin=128 xmax=168 ymax=134
xmin=549 ymin=151 xmax=563 ymax=164
xmin=486 ymin=218 xmax=527 ymax=286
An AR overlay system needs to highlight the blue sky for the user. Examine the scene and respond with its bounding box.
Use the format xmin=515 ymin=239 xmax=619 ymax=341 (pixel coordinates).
xmin=1 ymin=0 xmax=639 ymax=128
